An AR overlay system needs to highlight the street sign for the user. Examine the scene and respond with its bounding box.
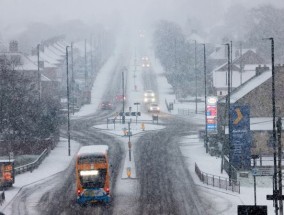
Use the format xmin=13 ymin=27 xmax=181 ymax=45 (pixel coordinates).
xmin=238 ymin=205 xmax=267 ymax=215
xmin=230 ymin=105 xmax=251 ymax=169
xmin=131 ymin=112 xmax=141 ymax=116
xmin=119 ymin=112 xmax=141 ymax=116
xmin=252 ymin=168 xmax=258 ymax=176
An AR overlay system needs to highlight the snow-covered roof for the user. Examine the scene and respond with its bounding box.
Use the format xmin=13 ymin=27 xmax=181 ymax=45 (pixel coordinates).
xmin=219 ymin=69 xmax=271 ymax=104
xmin=0 ymin=52 xmax=38 ymax=71
xmin=77 ymin=145 xmax=108 ymax=156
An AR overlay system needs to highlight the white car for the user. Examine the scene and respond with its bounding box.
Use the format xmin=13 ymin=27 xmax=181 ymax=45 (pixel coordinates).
xmin=148 ymin=103 xmax=160 ymax=113
xmin=144 ymin=90 xmax=155 ymax=103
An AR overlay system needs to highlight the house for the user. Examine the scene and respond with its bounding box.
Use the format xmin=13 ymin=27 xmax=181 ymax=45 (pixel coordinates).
xmin=217 ymin=64 xmax=284 ymax=156
xmin=0 ymin=41 xmax=61 ymax=155
xmin=211 ymin=49 xmax=266 ymax=97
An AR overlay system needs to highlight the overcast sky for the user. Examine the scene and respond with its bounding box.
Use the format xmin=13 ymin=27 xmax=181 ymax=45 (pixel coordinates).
xmin=0 ymin=0 xmax=284 ymax=38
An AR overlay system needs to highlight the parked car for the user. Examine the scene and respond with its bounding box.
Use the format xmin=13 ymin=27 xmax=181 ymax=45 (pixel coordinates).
xmin=148 ymin=103 xmax=160 ymax=113
xmin=100 ymin=101 xmax=113 ymax=110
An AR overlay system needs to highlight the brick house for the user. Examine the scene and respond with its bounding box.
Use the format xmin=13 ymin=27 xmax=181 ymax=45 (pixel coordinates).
xmin=217 ymin=64 xmax=284 ymax=155
xmin=212 ymin=50 xmax=266 ymax=97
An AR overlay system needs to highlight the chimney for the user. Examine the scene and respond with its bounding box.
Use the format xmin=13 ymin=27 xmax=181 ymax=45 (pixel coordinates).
xmin=9 ymin=40 xmax=18 ymax=52
xmin=255 ymin=65 xmax=269 ymax=76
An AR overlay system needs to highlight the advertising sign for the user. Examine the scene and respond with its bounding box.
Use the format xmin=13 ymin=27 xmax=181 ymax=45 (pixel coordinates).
xmin=229 ymin=105 xmax=251 ymax=169
xmin=206 ymin=97 xmax=218 ymax=133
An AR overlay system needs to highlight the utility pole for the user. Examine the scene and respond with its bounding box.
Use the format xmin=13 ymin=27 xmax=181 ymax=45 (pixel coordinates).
xmin=203 ymin=44 xmax=208 ymax=153
xmin=66 ymin=46 xmax=71 ymax=156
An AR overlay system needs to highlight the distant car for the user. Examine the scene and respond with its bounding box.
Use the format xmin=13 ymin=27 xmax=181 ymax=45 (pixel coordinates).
xmin=100 ymin=101 xmax=113 ymax=110
xmin=148 ymin=103 xmax=160 ymax=113
xmin=115 ymin=95 xmax=126 ymax=103
xmin=141 ymin=56 xmax=150 ymax=68
xmin=144 ymin=90 xmax=155 ymax=103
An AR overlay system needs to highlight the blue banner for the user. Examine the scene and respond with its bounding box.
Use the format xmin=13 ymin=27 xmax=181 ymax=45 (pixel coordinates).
xmin=229 ymin=105 xmax=251 ymax=169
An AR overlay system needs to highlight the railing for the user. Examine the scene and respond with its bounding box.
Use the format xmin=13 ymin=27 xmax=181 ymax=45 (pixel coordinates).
xmin=14 ymin=148 xmax=49 ymax=175
xmin=223 ymin=156 xmax=238 ymax=181
xmin=195 ymin=163 xmax=240 ymax=193
xmin=107 ymin=118 xmax=162 ymax=125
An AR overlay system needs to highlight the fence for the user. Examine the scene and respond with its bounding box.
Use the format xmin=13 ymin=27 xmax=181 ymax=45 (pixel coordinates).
xmin=14 ymin=148 xmax=49 ymax=175
xmin=195 ymin=163 xmax=240 ymax=193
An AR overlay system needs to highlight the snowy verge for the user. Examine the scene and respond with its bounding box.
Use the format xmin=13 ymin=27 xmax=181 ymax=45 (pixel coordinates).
xmin=0 ymin=138 xmax=80 ymax=211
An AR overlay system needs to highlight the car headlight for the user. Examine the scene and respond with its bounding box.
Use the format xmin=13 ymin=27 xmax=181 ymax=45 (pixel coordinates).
xmin=151 ymin=93 xmax=154 ymax=96
xmin=150 ymin=107 xmax=153 ymax=110
xmin=152 ymin=98 xmax=155 ymax=102
xmin=144 ymin=93 xmax=147 ymax=96
xmin=147 ymin=64 xmax=150 ymax=67
xmin=157 ymin=107 xmax=160 ymax=110
xmin=144 ymin=98 xmax=147 ymax=102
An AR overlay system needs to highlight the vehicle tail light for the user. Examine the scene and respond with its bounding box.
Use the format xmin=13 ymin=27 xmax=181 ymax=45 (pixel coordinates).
xmin=77 ymin=189 xmax=81 ymax=196
xmin=105 ymin=187 xmax=110 ymax=194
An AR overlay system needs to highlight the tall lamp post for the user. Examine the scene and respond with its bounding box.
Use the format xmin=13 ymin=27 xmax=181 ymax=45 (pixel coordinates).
xmin=202 ymin=44 xmax=208 ymax=153
xmin=37 ymin=44 xmax=41 ymax=101
xmin=264 ymin=37 xmax=279 ymax=215
xmin=224 ymin=43 xmax=231 ymax=181
xmin=194 ymin=40 xmax=198 ymax=114
xmin=66 ymin=46 xmax=71 ymax=156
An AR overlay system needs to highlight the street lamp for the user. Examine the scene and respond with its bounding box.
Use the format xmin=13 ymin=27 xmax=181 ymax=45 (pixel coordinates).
xmin=37 ymin=44 xmax=41 ymax=101
xmin=224 ymin=43 xmax=231 ymax=181
xmin=264 ymin=37 xmax=280 ymax=214
xmin=194 ymin=40 xmax=198 ymax=114
xmin=202 ymin=44 xmax=208 ymax=153
xmin=66 ymin=46 xmax=71 ymax=156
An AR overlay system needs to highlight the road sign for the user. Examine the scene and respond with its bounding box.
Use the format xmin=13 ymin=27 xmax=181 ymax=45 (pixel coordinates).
xmin=238 ymin=205 xmax=267 ymax=215
xmin=119 ymin=112 xmax=141 ymax=116
xmin=131 ymin=112 xmax=141 ymax=116
xmin=252 ymin=168 xmax=258 ymax=176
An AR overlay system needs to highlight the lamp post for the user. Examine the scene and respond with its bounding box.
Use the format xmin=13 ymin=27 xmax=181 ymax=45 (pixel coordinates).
xmin=264 ymin=37 xmax=278 ymax=214
xmin=66 ymin=46 xmax=71 ymax=156
xmin=37 ymin=44 xmax=41 ymax=101
xmin=71 ymin=42 xmax=75 ymax=115
xmin=194 ymin=40 xmax=198 ymax=114
xmin=202 ymin=44 xmax=208 ymax=153
xmin=224 ymin=43 xmax=231 ymax=181
xmin=122 ymin=71 xmax=125 ymax=124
